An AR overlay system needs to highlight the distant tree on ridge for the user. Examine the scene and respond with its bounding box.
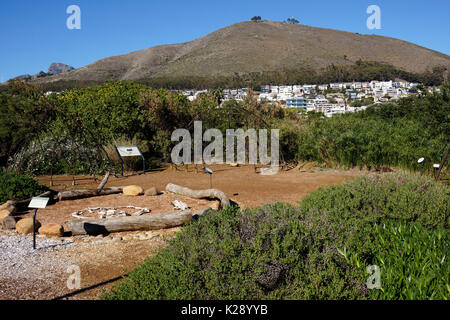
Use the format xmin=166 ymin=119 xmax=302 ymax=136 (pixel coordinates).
xmin=286 ymin=18 xmax=299 ymax=24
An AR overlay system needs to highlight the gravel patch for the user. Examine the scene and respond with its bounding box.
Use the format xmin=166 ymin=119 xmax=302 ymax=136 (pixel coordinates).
xmin=0 ymin=232 xmax=77 ymax=299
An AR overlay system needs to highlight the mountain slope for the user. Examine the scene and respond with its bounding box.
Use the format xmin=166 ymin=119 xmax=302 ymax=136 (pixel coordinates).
xmin=44 ymin=21 xmax=450 ymax=82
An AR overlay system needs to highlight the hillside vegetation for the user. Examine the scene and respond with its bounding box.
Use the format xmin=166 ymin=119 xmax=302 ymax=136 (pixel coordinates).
xmin=1 ymin=81 xmax=449 ymax=176
xmin=34 ymin=21 xmax=449 ymax=89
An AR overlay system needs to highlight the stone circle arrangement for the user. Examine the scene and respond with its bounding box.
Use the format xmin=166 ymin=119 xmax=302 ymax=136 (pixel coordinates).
xmin=71 ymin=206 xmax=151 ymax=220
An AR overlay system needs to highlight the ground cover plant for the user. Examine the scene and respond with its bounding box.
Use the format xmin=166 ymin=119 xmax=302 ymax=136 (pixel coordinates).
xmin=102 ymin=173 xmax=449 ymax=300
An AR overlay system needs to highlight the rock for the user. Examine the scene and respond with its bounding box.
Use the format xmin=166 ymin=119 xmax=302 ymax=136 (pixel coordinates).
xmin=0 ymin=202 xmax=16 ymax=213
xmin=208 ymin=201 xmax=220 ymax=211
xmin=138 ymin=234 xmax=150 ymax=241
xmin=123 ymin=185 xmax=144 ymax=196
xmin=0 ymin=210 xmax=11 ymax=223
xmin=122 ymin=235 xmax=133 ymax=241
xmin=2 ymin=216 xmax=19 ymax=230
xmin=48 ymin=62 xmax=75 ymax=75
xmin=172 ymin=200 xmax=189 ymax=210
xmin=0 ymin=203 xmax=16 ymax=221
xmin=145 ymin=231 xmax=157 ymax=239
xmin=38 ymin=223 xmax=64 ymax=237
xmin=144 ymin=187 xmax=160 ymax=196
xmin=230 ymin=163 xmax=240 ymax=167
xmin=16 ymin=218 xmax=41 ymax=234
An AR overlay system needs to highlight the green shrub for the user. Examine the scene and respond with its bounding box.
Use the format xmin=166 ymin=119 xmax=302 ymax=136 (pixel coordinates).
xmin=0 ymin=171 xmax=50 ymax=203
xmin=102 ymin=173 xmax=449 ymax=300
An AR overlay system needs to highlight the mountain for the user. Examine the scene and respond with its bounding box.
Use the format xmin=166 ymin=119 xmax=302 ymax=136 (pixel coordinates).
xmin=48 ymin=63 xmax=75 ymax=75
xmin=13 ymin=62 xmax=75 ymax=81
xmin=40 ymin=21 xmax=449 ymax=83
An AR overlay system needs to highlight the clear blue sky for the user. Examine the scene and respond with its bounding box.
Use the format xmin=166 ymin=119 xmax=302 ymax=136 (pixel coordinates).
xmin=1 ymin=0 xmax=449 ymax=82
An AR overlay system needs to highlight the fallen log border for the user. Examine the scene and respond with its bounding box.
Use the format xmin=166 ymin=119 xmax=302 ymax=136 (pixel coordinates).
xmin=165 ymin=183 xmax=230 ymax=209
xmin=71 ymin=210 xmax=192 ymax=236
xmin=57 ymin=172 xmax=123 ymax=201
xmin=58 ymin=187 xmax=124 ymax=201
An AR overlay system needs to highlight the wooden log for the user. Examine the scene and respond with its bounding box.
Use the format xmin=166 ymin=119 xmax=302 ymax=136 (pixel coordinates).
xmin=166 ymin=183 xmax=230 ymax=209
xmin=58 ymin=187 xmax=124 ymax=201
xmin=97 ymin=171 xmax=110 ymax=192
xmin=71 ymin=210 xmax=192 ymax=235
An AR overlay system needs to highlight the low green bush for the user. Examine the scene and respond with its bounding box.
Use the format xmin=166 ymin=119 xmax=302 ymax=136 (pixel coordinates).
xmin=0 ymin=171 xmax=50 ymax=203
xmin=102 ymin=173 xmax=449 ymax=300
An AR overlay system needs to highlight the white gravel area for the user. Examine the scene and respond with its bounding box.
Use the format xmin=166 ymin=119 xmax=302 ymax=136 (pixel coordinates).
xmin=0 ymin=232 xmax=78 ymax=299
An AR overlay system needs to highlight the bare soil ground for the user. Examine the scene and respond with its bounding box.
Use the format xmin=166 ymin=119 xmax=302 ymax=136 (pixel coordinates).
xmin=1 ymin=164 xmax=364 ymax=300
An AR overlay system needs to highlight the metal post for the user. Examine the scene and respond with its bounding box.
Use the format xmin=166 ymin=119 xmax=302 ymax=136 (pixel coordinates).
xmin=114 ymin=146 xmax=125 ymax=177
xmin=33 ymin=208 xmax=38 ymax=250
xmin=435 ymin=143 xmax=450 ymax=181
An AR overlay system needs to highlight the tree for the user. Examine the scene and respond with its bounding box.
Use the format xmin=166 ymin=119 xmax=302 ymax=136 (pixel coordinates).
xmin=286 ymin=18 xmax=299 ymax=24
xmin=251 ymin=16 xmax=262 ymax=22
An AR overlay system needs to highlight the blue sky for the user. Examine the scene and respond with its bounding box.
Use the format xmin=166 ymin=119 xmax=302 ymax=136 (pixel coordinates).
xmin=0 ymin=0 xmax=449 ymax=81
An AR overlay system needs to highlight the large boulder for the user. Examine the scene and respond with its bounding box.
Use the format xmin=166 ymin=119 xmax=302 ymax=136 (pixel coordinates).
xmin=39 ymin=223 xmax=64 ymax=237
xmin=0 ymin=202 xmax=16 ymax=215
xmin=144 ymin=187 xmax=161 ymax=196
xmin=16 ymin=218 xmax=41 ymax=234
xmin=0 ymin=210 xmax=11 ymax=224
xmin=123 ymin=185 xmax=144 ymax=196
xmin=2 ymin=216 xmax=19 ymax=230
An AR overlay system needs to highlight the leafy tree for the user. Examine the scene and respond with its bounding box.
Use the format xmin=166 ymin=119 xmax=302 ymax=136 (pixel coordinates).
xmin=251 ymin=16 xmax=262 ymax=22
xmin=0 ymin=80 xmax=57 ymax=166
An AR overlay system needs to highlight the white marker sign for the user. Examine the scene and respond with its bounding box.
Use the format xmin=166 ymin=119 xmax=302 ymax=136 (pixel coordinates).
xmin=28 ymin=197 xmax=50 ymax=209
xmin=116 ymin=146 xmax=142 ymax=157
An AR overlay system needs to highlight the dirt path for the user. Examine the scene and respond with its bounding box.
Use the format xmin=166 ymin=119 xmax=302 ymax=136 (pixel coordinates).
xmin=38 ymin=164 xmax=361 ymax=209
xmin=2 ymin=165 xmax=363 ymax=300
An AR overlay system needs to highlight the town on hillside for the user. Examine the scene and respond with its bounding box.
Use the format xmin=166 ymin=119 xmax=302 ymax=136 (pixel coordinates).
xmin=181 ymin=80 xmax=438 ymax=118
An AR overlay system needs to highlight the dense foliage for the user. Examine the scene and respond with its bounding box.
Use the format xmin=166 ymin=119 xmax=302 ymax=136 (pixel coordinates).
xmin=102 ymin=173 xmax=449 ymax=300
xmin=1 ymin=79 xmax=448 ymax=175
xmin=0 ymin=171 xmax=49 ymax=203
xmin=1 ymin=80 xmax=297 ymax=174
